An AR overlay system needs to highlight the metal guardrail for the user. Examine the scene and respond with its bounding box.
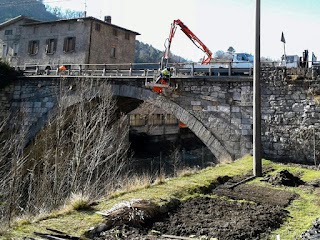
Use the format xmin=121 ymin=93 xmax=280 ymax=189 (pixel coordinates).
xmin=15 ymin=62 xmax=257 ymax=78
xmin=19 ymin=60 xmax=318 ymax=78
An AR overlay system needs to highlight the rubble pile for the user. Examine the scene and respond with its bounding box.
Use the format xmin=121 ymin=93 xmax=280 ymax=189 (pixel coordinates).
xmin=263 ymin=170 xmax=305 ymax=187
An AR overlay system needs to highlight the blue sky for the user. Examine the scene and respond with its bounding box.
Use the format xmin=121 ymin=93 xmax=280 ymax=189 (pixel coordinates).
xmin=45 ymin=0 xmax=320 ymax=62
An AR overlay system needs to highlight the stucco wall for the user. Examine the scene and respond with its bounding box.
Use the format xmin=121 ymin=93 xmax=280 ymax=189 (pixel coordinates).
xmin=18 ymin=20 xmax=90 ymax=67
xmin=89 ymin=21 xmax=136 ymax=64
xmin=0 ymin=17 xmax=138 ymax=68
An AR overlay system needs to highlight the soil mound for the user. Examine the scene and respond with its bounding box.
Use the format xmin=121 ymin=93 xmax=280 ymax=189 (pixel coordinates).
xmin=263 ymin=169 xmax=305 ymax=187
xmin=86 ymin=174 xmax=297 ymax=240
xmin=213 ymin=184 xmax=297 ymax=207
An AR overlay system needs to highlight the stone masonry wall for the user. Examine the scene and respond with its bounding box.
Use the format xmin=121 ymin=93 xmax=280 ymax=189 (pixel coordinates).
xmin=0 ymin=78 xmax=60 ymax=140
xmin=261 ymin=68 xmax=320 ymax=164
xmin=169 ymin=77 xmax=253 ymax=161
xmin=1 ymin=70 xmax=320 ymax=164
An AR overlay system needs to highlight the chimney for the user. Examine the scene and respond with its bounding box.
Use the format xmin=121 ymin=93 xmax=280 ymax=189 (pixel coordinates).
xmin=104 ymin=16 xmax=111 ymax=24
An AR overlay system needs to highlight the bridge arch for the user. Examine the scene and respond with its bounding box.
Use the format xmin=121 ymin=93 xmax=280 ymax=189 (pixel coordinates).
xmin=21 ymin=78 xmax=238 ymax=162
xmin=110 ymin=84 xmax=233 ymax=162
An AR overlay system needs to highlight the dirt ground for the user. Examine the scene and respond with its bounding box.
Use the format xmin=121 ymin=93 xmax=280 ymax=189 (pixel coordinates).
xmin=85 ymin=171 xmax=301 ymax=240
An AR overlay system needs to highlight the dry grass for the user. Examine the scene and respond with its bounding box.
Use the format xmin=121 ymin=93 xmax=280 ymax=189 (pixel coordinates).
xmin=65 ymin=193 xmax=91 ymax=211
xmin=176 ymin=167 xmax=199 ymax=177
xmin=154 ymin=173 xmax=167 ymax=185
xmin=108 ymin=174 xmax=153 ymax=199
xmin=314 ymin=95 xmax=320 ymax=105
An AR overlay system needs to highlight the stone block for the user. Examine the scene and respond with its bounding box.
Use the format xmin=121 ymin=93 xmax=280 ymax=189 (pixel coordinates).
xmin=233 ymin=92 xmax=241 ymax=101
xmin=45 ymin=102 xmax=54 ymax=108
xmin=193 ymin=106 xmax=202 ymax=111
xmin=191 ymin=101 xmax=201 ymax=106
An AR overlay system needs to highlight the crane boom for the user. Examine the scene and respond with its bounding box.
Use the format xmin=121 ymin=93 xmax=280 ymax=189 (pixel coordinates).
xmin=163 ymin=19 xmax=213 ymax=67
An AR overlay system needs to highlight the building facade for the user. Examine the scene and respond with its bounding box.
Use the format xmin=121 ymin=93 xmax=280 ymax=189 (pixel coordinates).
xmin=0 ymin=15 xmax=140 ymax=68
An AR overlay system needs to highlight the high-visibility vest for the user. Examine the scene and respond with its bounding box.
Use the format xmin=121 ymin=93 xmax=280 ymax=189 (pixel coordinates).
xmin=162 ymin=68 xmax=170 ymax=76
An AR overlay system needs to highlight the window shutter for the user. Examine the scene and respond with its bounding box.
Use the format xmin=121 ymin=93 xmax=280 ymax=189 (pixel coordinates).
xmin=45 ymin=39 xmax=49 ymax=53
xmin=28 ymin=41 xmax=31 ymax=54
xmin=53 ymin=39 xmax=57 ymax=52
xmin=72 ymin=37 xmax=76 ymax=51
xmin=63 ymin=38 xmax=67 ymax=52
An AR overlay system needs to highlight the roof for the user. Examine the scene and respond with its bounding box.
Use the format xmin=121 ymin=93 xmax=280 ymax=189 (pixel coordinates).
xmin=0 ymin=15 xmax=40 ymax=30
xmin=22 ymin=16 xmax=140 ymax=35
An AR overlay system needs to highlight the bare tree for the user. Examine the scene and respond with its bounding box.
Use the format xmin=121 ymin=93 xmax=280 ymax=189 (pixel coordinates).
xmin=0 ymin=112 xmax=29 ymax=225
xmin=0 ymin=79 xmax=132 ymax=223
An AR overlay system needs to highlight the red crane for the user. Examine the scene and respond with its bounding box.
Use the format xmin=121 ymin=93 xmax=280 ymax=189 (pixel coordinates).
xmin=162 ymin=19 xmax=213 ymax=67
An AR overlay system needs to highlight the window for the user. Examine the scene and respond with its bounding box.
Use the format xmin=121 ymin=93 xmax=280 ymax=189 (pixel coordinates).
xmin=28 ymin=40 xmax=39 ymax=55
xmin=150 ymin=114 xmax=163 ymax=125
xmin=5 ymin=29 xmax=12 ymax=35
xmin=95 ymin=23 xmax=101 ymax=31
xmin=112 ymin=28 xmax=118 ymax=36
xmin=129 ymin=114 xmax=146 ymax=126
xmin=286 ymin=56 xmax=295 ymax=63
xmin=111 ymin=47 xmax=116 ymax=58
xmin=125 ymin=33 xmax=130 ymax=40
xmin=45 ymin=39 xmax=57 ymax=54
xmin=164 ymin=114 xmax=178 ymax=125
xmin=63 ymin=37 xmax=76 ymax=53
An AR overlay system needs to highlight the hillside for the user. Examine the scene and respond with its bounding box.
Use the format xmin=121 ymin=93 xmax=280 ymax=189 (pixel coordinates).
xmin=134 ymin=40 xmax=188 ymax=63
xmin=3 ymin=156 xmax=320 ymax=239
xmin=0 ymin=0 xmax=57 ymax=23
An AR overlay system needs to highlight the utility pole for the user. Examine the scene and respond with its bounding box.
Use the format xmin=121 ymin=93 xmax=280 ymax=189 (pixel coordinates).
xmin=253 ymin=0 xmax=262 ymax=177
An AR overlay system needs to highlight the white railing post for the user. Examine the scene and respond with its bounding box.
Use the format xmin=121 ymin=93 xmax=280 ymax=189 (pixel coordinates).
xmin=102 ymin=64 xmax=106 ymax=76
xmin=191 ymin=62 xmax=194 ymax=76
xmin=79 ymin=64 xmax=82 ymax=75
xmin=129 ymin=63 xmax=132 ymax=76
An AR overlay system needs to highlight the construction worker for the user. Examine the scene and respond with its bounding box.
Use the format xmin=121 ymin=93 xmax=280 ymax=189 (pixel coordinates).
xmin=59 ymin=65 xmax=66 ymax=71
xmin=156 ymin=67 xmax=173 ymax=83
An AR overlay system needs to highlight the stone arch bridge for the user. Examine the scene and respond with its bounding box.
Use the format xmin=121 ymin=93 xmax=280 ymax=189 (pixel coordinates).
xmin=1 ymin=69 xmax=320 ymax=164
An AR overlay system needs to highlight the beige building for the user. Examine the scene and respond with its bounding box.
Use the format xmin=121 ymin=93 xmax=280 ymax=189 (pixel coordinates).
xmin=0 ymin=15 xmax=140 ymax=68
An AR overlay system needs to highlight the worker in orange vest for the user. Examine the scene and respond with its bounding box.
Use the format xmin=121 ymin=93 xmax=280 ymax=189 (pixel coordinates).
xmin=59 ymin=65 xmax=66 ymax=71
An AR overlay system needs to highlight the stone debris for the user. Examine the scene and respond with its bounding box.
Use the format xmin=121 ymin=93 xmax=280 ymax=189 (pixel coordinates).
xmin=263 ymin=169 xmax=305 ymax=187
xmin=96 ymin=199 xmax=160 ymax=227
xmin=300 ymin=218 xmax=320 ymax=240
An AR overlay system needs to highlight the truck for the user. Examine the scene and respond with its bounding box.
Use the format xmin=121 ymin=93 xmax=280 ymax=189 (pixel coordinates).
xmin=279 ymin=50 xmax=310 ymax=68
xmin=279 ymin=55 xmax=300 ymax=68
xmin=187 ymin=52 xmax=254 ymax=69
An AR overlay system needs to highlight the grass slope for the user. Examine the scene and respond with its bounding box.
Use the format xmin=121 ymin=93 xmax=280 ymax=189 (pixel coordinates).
xmin=2 ymin=155 xmax=320 ymax=240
